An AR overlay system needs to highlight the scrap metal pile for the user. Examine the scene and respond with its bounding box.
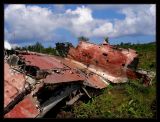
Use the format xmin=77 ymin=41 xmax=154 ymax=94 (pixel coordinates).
xmin=4 ymin=41 xmax=154 ymax=118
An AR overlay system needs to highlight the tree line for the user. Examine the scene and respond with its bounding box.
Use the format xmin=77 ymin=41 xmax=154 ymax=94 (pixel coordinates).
xmin=14 ymin=36 xmax=94 ymax=57
xmin=15 ymin=42 xmax=73 ymax=57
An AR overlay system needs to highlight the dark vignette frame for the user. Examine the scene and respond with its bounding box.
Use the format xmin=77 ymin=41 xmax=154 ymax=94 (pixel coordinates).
xmin=0 ymin=0 xmax=159 ymax=121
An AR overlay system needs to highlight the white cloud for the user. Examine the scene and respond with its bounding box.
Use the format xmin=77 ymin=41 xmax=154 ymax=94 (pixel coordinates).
xmin=4 ymin=40 xmax=20 ymax=49
xmin=66 ymin=6 xmax=93 ymax=25
xmin=65 ymin=6 xmax=95 ymax=37
xmin=93 ymin=22 xmax=113 ymax=37
xmin=5 ymin=4 xmax=156 ymax=44
xmin=110 ymin=4 xmax=156 ymax=37
xmin=5 ymin=5 xmax=58 ymax=42
xmin=4 ymin=40 xmax=12 ymax=50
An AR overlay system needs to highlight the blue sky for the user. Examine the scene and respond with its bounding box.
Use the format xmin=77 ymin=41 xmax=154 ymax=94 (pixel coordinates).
xmin=4 ymin=4 xmax=156 ymax=48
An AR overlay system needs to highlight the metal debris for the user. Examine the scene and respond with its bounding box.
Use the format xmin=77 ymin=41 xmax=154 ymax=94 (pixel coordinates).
xmin=4 ymin=41 xmax=154 ymax=118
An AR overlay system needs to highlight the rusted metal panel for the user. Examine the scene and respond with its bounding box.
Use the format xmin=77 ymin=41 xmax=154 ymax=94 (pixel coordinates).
xmin=67 ymin=41 xmax=138 ymax=67
xmin=19 ymin=54 xmax=65 ymax=70
xmin=4 ymin=95 xmax=40 ymax=118
xmin=4 ymin=63 xmax=26 ymax=107
xmin=17 ymin=51 xmax=110 ymax=89
xmin=63 ymin=58 xmax=128 ymax=83
xmin=61 ymin=59 xmax=110 ymax=88
xmin=4 ymin=81 xmax=18 ymax=108
xmin=84 ymin=74 xmax=109 ymax=89
xmin=43 ymin=69 xmax=85 ymax=84
xmin=67 ymin=41 xmax=139 ymax=83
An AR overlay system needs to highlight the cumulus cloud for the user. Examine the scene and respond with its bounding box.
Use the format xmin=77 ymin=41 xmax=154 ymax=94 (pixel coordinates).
xmin=110 ymin=4 xmax=156 ymax=37
xmin=66 ymin=6 xmax=93 ymax=25
xmin=65 ymin=4 xmax=156 ymax=38
xmin=5 ymin=4 xmax=156 ymax=44
xmin=5 ymin=5 xmax=58 ymax=42
xmin=93 ymin=23 xmax=113 ymax=37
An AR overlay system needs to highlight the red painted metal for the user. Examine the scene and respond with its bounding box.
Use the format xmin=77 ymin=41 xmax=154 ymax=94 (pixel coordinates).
xmin=61 ymin=59 xmax=110 ymax=89
xmin=4 ymin=81 xmax=18 ymax=108
xmin=19 ymin=54 xmax=64 ymax=70
xmin=68 ymin=41 xmax=137 ymax=72
xmin=4 ymin=95 xmax=39 ymax=118
xmin=17 ymin=51 xmax=108 ymax=88
xmin=85 ymin=74 xmax=109 ymax=89
xmin=4 ymin=63 xmax=26 ymax=107
xmin=67 ymin=41 xmax=139 ymax=83
xmin=43 ymin=69 xmax=85 ymax=84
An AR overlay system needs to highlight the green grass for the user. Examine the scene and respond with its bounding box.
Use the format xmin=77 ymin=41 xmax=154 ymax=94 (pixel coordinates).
xmin=71 ymin=42 xmax=156 ymax=118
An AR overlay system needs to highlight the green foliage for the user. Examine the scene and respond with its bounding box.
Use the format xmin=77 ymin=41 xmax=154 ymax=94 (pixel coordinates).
xmin=33 ymin=42 xmax=44 ymax=52
xmin=20 ymin=42 xmax=44 ymax=53
xmin=78 ymin=36 xmax=89 ymax=42
xmin=55 ymin=42 xmax=73 ymax=57
xmin=104 ymin=36 xmax=109 ymax=43
xmin=42 ymin=46 xmax=57 ymax=55
xmin=72 ymin=80 xmax=156 ymax=118
xmin=20 ymin=41 xmax=73 ymax=56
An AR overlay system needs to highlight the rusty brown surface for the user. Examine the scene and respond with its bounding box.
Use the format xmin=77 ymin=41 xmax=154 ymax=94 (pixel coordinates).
xmin=4 ymin=95 xmax=40 ymax=118
xmin=61 ymin=58 xmax=110 ymax=88
xmin=16 ymin=51 xmax=110 ymax=88
xmin=67 ymin=41 xmax=138 ymax=68
xmin=43 ymin=69 xmax=85 ymax=84
xmin=67 ymin=41 xmax=139 ymax=83
xmin=85 ymin=73 xmax=109 ymax=89
xmin=19 ymin=54 xmax=64 ymax=70
xmin=4 ymin=63 xmax=26 ymax=107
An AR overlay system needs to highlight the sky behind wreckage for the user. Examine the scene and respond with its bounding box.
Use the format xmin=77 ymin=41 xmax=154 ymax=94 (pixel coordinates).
xmin=4 ymin=4 xmax=156 ymax=48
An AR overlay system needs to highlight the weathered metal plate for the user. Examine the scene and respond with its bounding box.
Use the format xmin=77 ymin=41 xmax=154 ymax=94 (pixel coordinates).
xmin=68 ymin=41 xmax=138 ymax=67
xmin=4 ymin=95 xmax=39 ymax=118
xmin=43 ymin=69 xmax=85 ymax=84
xmin=60 ymin=59 xmax=110 ymax=88
xmin=19 ymin=54 xmax=65 ymax=70
xmin=4 ymin=63 xmax=26 ymax=107
xmin=67 ymin=41 xmax=138 ymax=83
xmin=4 ymin=81 xmax=18 ymax=108
xmin=85 ymin=74 xmax=109 ymax=89
xmin=63 ymin=58 xmax=128 ymax=83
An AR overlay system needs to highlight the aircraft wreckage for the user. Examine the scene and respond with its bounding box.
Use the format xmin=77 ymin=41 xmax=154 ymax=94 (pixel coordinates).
xmin=4 ymin=41 xmax=155 ymax=118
